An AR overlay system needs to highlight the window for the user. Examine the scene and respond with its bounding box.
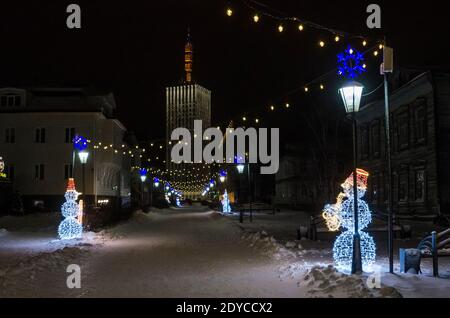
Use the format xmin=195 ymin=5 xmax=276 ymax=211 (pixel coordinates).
xmin=398 ymin=172 xmax=408 ymax=203
xmin=0 ymin=95 xmax=20 ymax=107
xmin=64 ymin=164 xmax=73 ymax=180
xmin=397 ymin=112 xmax=409 ymax=151
xmin=35 ymin=128 xmax=46 ymax=143
xmin=371 ymin=121 xmax=380 ymax=157
xmin=5 ymin=128 xmax=16 ymax=143
xmin=65 ymin=128 xmax=76 ymax=143
xmin=414 ymin=104 xmax=427 ymax=144
xmin=35 ymin=164 xmax=45 ymax=181
xmin=415 ymin=170 xmax=425 ymax=202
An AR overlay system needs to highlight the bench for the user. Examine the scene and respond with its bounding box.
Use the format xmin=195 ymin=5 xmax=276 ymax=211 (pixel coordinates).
xmin=417 ymin=228 xmax=450 ymax=277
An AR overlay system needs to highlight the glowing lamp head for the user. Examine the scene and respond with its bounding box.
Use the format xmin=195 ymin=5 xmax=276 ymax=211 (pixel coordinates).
xmin=226 ymin=8 xmax=233 ymax=16
xmin=153 ymin=177 xmax=160 ymax=188
xmin=219 ymin=176 xmax=226 ymax=183
xmin=139 ymin=169 xmax=147 ymax=183
xmin=78 ymin=150 xmax=89 ymax=164
xmin=338 ymin=81 xmax=364 ymax=114
xmin=237 ymin=164 xmax=245 ymax=174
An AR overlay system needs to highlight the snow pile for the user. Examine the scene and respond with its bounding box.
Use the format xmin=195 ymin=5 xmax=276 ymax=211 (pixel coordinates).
xmin=0 ymin=228 xmax=8 ymax=237
xmin=0 ymin=246 xmax=88 ymax=295
xmin=241 ymin=231 xmax=297 ymax=260
xmin=301 ymin=265 xmax=402 ymax=298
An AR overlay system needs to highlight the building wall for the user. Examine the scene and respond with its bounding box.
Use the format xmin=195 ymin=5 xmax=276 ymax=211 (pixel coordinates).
xmin=0 ymin=112 xmax=131 ymax=210
xmin=274 ymin=156 xmax=317 ymax=210
xmin=356 ymin=72 xmax=450 ymax=216
xmin=165 ymin=84 xmax=212 ymax=199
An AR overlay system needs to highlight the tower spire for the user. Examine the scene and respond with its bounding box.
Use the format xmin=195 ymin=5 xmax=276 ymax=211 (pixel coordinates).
xmin=184 ymin=28 xmax=193 ymax=84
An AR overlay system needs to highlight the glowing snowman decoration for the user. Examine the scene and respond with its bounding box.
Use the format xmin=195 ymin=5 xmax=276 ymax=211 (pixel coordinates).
xmin=322 ymin=169 xmax=376 ymax=272
xmin=221 ymin=190 xmax=231 ymax=214
xmin=58 ymin=178 xmax=83 ymax=240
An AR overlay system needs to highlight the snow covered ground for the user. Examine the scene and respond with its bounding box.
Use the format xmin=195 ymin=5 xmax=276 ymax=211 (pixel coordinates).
xmin=0 ymin=208 xmax=449 ymax=298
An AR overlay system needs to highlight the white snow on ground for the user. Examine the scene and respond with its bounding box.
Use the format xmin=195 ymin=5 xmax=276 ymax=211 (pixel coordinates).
xmin=0 ymin=208 xmax=449 ymax=298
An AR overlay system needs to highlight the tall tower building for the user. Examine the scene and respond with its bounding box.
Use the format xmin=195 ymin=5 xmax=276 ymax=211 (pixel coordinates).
xmin=166 ymin=31 xmax=211 ymax=199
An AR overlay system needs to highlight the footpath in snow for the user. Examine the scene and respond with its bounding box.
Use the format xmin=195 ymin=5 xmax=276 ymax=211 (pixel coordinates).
xmin=0 ymin=208 xmax=449 ymax=298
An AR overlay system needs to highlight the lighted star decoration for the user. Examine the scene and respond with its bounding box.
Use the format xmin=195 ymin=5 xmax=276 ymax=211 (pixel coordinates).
xmin=337 ymin=46 xmax=366 ymax=79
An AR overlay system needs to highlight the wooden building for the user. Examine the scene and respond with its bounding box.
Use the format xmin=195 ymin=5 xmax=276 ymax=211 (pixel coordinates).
xmin=356 ymin=71 xmax=450 ymax=217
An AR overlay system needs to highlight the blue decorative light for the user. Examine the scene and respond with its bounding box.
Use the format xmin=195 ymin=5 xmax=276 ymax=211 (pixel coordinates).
xmin=73 ymin=135 xmax=88 ymax=151
xmin=337 ymin=46 xmax=366 ymax=79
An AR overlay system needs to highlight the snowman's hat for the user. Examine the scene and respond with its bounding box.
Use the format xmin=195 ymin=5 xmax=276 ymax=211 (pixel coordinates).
xmin=343 ymin=168 xmax=370 ymax=190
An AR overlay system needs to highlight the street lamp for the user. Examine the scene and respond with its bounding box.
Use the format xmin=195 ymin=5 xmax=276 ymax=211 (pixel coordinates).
xmin=219 ymin=169 xmax=227 ymax=183
xmin=139 ymin=169 xmax=147 ymax=208
xmin=339 ymin=81 xmax=364 ymax=274
xmin=78 ymin=150 xmax=89 ymax=206
xmin=236 ymin=161 xmax=252 ymax=223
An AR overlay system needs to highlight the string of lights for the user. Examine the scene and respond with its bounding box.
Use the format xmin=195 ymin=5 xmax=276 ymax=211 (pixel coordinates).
xmin=223 ymin=0 xmax=386 ymax=127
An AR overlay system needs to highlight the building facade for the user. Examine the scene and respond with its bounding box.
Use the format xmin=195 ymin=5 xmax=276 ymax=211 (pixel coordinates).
xmin=356 ymin=71 xmax=450 ymax=217
xmin=0 ymin=87 xmax=133 ymax=213
xmin=165 ymin=34 xmax=212 ymax=199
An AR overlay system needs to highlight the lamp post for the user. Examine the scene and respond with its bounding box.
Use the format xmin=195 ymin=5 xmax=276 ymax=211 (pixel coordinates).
xmin=151 ymin=177 xmax=159 ymax=211
xmin=236 ymin=162 xmax=252 ymax=223
xmin=78 ymin=150 xmax=89 ymax=202
xmin=140 ymin=169 xmax=147 ymax=209
xmin=236 ymin=163 xmax=245 ymax=223
xmin=339 ymin=81 xmax=364 ymax=274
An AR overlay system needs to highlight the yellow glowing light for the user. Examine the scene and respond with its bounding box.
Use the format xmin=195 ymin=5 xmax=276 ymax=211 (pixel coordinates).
xmin=226 ymin=8 xmax=233 ymax=17
xmin=379 ymin=44 xmax=384 ymax=50
xmin=298 ymin=24 xmax=304 ymax=31
xmin=286 ymin=103 xmax=290 ymax=108
xmin=320 ymin=84 xmax=324 ymax=90
xmin=373 ymin=50 xmax=379 ymax=57
xmin=255 ymin=119 xmax=259 ymax=124
xmin=278 ymin=24 xmax=284 ymax=33
xmin=253 ymin=14 xmax=259 ymax=23
xmin=304 ymin=87 xmax=309 ymax=92
xmin=349 ymin=48 xmax=354 ymax=54
xmin=242 ymin=117 xmax=247 ymax=121
xmin=270 ymin=105 xmax=275 ymax=111
xmin=334 ymin=35 xmax=340 ymax=42
xmin=362 ymin=40 xmax=367 ymax=46
xmin=363 ymin=64 xmax=367 ymax=69
xmin=319 ymin=41 xmax=325 ymax=47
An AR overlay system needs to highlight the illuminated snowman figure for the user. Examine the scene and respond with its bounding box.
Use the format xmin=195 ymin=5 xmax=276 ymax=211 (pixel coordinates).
xmin=58 ymin=178 xmax=83 ymax=240
xmin=322 ymin=169 xmax=376 ymax=272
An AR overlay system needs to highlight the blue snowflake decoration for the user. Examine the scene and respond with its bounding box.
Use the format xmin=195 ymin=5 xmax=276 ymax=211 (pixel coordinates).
xmin=337 ymin=46 xmax=366 ymax=79
xmin=73 ymin=135 xmax=88 ymax=151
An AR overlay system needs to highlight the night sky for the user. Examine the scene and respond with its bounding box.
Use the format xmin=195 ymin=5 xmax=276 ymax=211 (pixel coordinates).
xmin=0 ymin=0 xmax=449 ymax=140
